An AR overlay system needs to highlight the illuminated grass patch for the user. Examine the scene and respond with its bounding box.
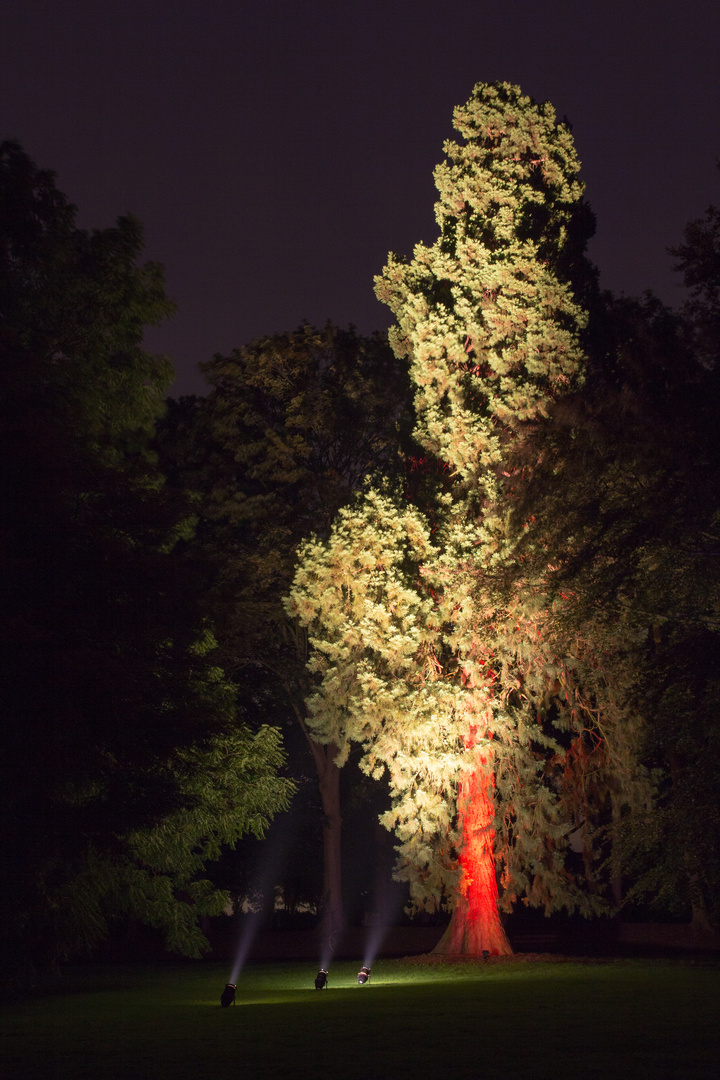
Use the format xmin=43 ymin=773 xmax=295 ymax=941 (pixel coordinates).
xmin=2 ymin=959 xmax=718 ymax=1079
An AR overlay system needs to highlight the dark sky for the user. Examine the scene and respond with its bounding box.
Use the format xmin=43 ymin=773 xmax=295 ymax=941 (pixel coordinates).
xmin=2 ymin=1 xmax=719 ymax=397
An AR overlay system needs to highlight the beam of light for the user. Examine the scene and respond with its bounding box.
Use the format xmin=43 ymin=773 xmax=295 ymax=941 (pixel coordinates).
xmin=228 ymin=908 xmax=263 ymax=985
xmin=362 ymin=920 xmax=387 ymax=970
xmin=319 ymin=928 xmax=338 ymax=973
xmin=228 ymin=833 xmax=289 ymax=984
xmin=361 ymin=881 xmax=406 ymax=971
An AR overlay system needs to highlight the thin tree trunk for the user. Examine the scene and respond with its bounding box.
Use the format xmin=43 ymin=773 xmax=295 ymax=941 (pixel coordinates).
xmin=434 ymin=757 xmax=512 ymax=956
xmin=316 ymin=742 xmax=345 ymax=952
xmin=295 ymin=709 xmax=345 ymax=953
xmin=284 ymin=625 xmax=346 ymax=949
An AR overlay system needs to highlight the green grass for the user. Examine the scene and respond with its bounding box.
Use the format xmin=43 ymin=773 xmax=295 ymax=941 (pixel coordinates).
xmin=2 ymin=958 xmax=718 ymax=1079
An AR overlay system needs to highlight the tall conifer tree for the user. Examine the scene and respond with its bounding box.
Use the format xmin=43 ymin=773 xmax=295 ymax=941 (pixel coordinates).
xmin=376 ymin=82 xmax=592 ymax=952
xmin=288 ymin=83 xmax=628 ymax=954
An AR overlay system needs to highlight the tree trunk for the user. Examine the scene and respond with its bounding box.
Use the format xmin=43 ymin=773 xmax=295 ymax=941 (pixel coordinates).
xmin=290 ymin=677 xmax=346 ymax=959
xmin=434 ymin=758 xmax=512 ymax=956
xmin=316 ymin=742 xmax=345 ymax=954
xmin=285 ymin=633 xmax=346 ymax=953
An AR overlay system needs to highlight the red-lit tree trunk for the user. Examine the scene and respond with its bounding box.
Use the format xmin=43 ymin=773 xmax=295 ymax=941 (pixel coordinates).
xmin=434 ymin=749 xmax=512 ymax=956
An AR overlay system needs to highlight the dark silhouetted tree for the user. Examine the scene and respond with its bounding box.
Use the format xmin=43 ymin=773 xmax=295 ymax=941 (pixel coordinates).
xmin=510 ymin=213 xmax=720 ymax=930
xmin=0 ymin=143 xmax=292 ymax=986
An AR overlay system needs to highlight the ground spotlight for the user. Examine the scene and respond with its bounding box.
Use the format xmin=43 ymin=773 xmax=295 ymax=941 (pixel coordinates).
xmin=314 ymin=968 xmax=329 ymax=990
xmin=220 ymin=983 xmax=237 ymax=1008
xmin=357 ymin=966 xmax=371 ymax=985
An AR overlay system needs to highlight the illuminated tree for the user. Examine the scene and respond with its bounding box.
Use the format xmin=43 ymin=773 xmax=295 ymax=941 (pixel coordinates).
xmin=288 ymin=83 xmax=619 ymax=954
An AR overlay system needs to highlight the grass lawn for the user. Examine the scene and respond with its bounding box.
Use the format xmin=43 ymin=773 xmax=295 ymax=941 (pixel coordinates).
xmin=1 ymin=957 xmax=718 ymax=1080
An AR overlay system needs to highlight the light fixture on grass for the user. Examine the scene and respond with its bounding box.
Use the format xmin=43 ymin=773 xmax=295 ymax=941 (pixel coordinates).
xmin=314 ymin=968 xmax=329 ymax=990
xmin=220 ymin=983 xmax=237 ymax=1007
xmin=357 ymin=966 xmax=371 ymax=985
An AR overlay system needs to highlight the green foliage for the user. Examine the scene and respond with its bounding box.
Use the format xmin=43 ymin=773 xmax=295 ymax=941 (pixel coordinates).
xmin=669 ymin=177 xmax=720 ymax=369
xmin=199 ymin=322 xmax=411 ymax=603
xmin=129 ymin=724 xmax=290 ymax=876
xmin=0 ymin=140 xmax=175 ymax=458
xmin=287 ymin=490 xmax=464 ymax=909
xmin=159 ymin=322 xmax=414 ymax=703
xmin=511 ymin=281 xmax=720 ymax=922
xmin=375 ymin=81 xmax=592 ymax=495
xmin=35 ymin=724 xmax=293 ymax=964
xmin=288 ymin=484 xmax=632 ymax=919
xmin=0 ymin=144 xmax=292 ymax=985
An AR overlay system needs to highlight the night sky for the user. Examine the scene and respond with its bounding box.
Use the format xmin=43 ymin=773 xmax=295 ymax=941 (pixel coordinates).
xmin=2 ymin=1 xmax=719 ymax=397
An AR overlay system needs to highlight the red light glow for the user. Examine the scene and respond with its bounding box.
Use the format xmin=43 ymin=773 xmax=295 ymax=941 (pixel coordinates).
xmin=435 ymin=730 xmax=513 ymax=956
